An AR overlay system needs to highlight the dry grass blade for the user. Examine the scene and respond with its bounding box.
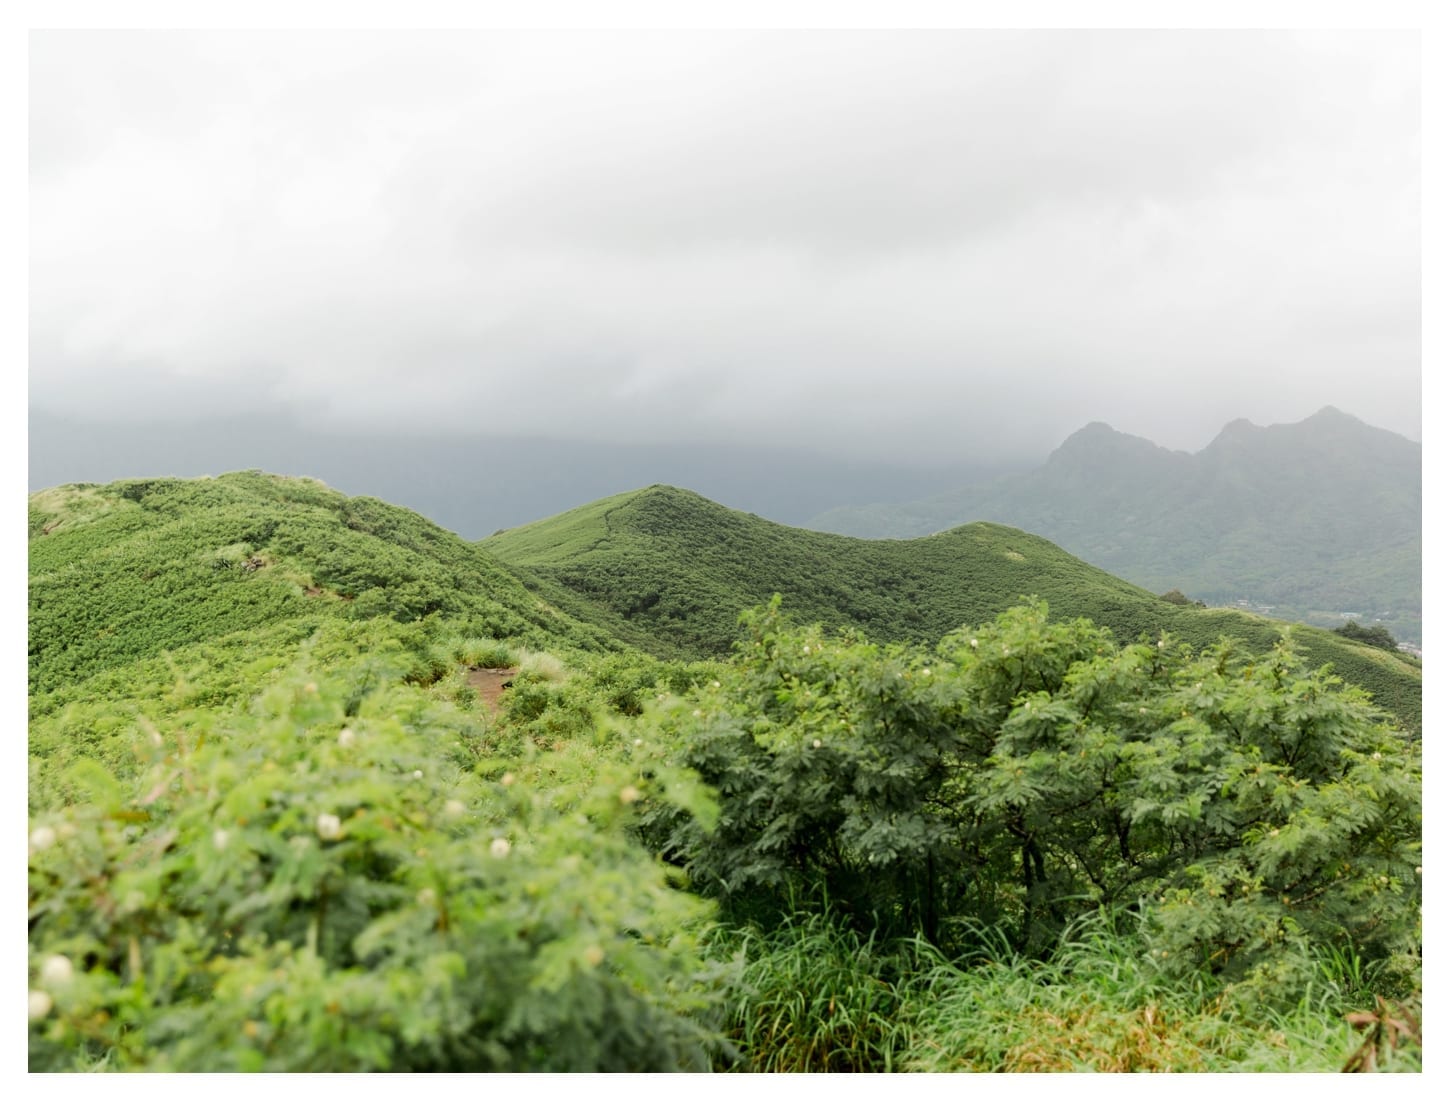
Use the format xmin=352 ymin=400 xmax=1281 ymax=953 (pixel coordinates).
xmin=1341 ymin=995 xmax=1421 ymax=1073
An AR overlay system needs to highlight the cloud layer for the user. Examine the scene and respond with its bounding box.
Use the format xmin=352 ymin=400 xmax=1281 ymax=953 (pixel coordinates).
xmin=30 ymin=30 xmax=1420 ymax=461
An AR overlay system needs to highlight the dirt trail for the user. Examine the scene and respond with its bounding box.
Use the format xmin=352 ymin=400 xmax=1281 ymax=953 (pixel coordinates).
xmin=467 ymin=667 xmax=519 ymax=714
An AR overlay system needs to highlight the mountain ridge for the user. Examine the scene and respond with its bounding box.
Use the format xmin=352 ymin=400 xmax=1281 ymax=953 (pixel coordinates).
xmin=807 ymin=408 xmax=1421 ymax=642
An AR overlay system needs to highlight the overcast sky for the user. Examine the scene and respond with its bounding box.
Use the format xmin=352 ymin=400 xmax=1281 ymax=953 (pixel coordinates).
xmin=28 ymin=29 xmax=1420 ymax=463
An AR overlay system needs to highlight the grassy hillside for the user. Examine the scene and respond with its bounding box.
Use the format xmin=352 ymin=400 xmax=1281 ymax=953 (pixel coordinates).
xmin=485 ymin=484 xmax=1421 ymax=731
xmin=28 ymin=471 xmax=622 ymax=697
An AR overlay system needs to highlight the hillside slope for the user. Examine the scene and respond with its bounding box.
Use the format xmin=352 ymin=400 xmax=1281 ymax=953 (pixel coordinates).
xmin=28 ymin=471 xmax=620 ymax=697
xmin=807 ymin=408 xmax=1422 ymax=643
xmin=484 ymin=484 xmax=1420 ymax=730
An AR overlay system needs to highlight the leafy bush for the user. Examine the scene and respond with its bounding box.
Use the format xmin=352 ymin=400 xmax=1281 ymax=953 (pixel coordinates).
xmin=649 ymin=600 xmax=1420 ymax=996
xmin=28 ymin=665 xmax=729 ymax=1071
xmin=1334 ymin=620 xmax=1399 ymax=651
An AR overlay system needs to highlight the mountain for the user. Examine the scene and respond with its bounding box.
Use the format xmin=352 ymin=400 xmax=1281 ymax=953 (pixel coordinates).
xmin=806 ymin=408 xmax=1422 ymax=643
xmin=484 ymin=484 xmax=1420 ymax=730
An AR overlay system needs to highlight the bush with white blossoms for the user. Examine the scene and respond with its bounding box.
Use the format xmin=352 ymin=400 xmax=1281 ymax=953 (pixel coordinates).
xmin=28 ymin=666 xmax=729 ymax=1071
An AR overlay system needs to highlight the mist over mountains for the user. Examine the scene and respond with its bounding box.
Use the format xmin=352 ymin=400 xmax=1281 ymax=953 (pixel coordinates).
xmin=27 ymin=408 xmax=1013 ymax=537
xmin=28 ymin=404 xmax=1420 ymax=643
xmin=809 ymin=407 xmax=1421 ymax=642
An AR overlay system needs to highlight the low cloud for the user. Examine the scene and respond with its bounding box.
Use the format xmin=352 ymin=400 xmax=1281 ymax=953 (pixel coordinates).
xmin=30 ymin=30 xmax=1420 ymax=461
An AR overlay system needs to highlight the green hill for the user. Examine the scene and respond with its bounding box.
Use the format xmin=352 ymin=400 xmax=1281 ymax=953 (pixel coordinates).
xmin=484 ymin=484 xmax=1420 ymax=731
xmin=28 ymin=471 xmax=621 ymax=697
xmin=808 ymin=408 xmax=1422 ymax=644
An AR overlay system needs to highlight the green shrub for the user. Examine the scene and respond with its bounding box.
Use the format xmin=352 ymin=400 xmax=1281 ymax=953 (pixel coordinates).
xmin=28 ymin=667 xmax=729 ymax=1071
xmin=650 ymin=600 xmax=1421 ymax=996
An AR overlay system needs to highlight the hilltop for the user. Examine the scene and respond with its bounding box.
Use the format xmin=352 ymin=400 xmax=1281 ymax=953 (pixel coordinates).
xmin=807 ymin=408 xmax=1422 ymax=643
xmin=484 ymin=483 xmax=1420 ymax=730
xmin=28 ymin=471 xmax=621 ymax=697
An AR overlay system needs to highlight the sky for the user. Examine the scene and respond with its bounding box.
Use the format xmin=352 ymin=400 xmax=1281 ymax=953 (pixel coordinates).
xmin=28 ymin=27 xmax=1421 ymax=464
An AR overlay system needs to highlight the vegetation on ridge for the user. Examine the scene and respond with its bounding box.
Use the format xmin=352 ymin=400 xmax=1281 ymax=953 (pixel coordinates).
xmin=485 ymin=484 xmax=1421 ymax=731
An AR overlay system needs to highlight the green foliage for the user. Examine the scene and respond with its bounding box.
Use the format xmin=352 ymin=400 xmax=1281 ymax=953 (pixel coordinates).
xmin=713 ymin=905 xmax=911 ymax=1072
xmin=713 ymin=907 xmax=1410 ymax=1072
xmin=28 ymin=471 xmax=621 ymax=696
xmin=650 ymin=600 xmax=1421 ymax=994
xmin=1160 ymin=588 xmax=1206 ymax=607
xmin=484 ymin=486 xmax=1421 ymax=731
xmin=28 ymin=663 xmax=729 ymax=1071
xmin=29 ymin=473 xmax=1422 ymax=1073
xmin=1335 ymin=620 xmax=1399 ymax=651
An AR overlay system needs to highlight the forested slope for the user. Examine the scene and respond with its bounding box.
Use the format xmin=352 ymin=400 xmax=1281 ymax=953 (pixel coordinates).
xmin=808 ymin=408 xmax=1421 ymax=643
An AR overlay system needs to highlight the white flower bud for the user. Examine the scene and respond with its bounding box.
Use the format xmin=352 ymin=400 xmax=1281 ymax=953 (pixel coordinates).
xmin=812 ymin=739 xmax=822 ymax=748
xmin=316 ymin=813 xmax=342 ymax=841
xmin=28 ymin=990 xmax=53 ymax=1020
xmin=337 ymin=728 xmax=356 ymax=748
xmin=619 ymin=786 xmax=641 ymax=805
xmin=444 ymin=799 xmax=466 ymax=819
xmin=412 ymin=770 xmax=424 ymax=780
xmin=29 ymin=826 xmax=56 ymax=854
xmin=500 ymin=772 xmax=516 ymax=787
xmin=490 ymin=837 xmax=511 ymax=858
xmin=417 ymin=888 xmax=437 ymax=907
xmin=40 ymin=955 xmax=74 ymax=987
xmin=213 ymin=829 xmax=230 ymax=851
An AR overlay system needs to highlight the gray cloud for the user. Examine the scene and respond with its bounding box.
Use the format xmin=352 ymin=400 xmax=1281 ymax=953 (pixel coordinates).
xmin=29 ymin=29 xmax=1420 ymax=462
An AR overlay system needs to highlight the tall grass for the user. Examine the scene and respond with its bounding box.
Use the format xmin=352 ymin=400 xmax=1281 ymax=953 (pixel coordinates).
xmin=712 ymin=906 xmax=913 ymax=1072
xmin=715 ymin=908 xmax=1420 ymax=1073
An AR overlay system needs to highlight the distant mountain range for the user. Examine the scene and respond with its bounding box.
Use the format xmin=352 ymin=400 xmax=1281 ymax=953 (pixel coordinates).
xmin=806 ymin=408 xmax=1421 ymax=644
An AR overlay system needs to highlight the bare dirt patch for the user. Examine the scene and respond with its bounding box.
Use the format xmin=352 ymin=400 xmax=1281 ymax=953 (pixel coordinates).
xmin=302 ymin=586 xmax=354 ymax=601
xmin=467 ymin=667 xmax=519 ymax=714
